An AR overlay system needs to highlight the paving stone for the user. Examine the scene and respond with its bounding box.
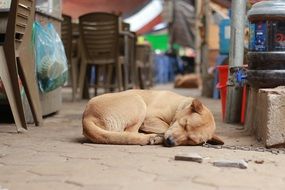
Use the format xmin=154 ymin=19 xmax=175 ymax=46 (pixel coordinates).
xmin=192 ymin=172 xmax=285 ymax=190
xmin=0 ymin=86 xmax=285 ymax=190
xmin=123 ymin=181 xmax=217 ymax=190
xmin=3 ymin=181 xmax=81 ymax=190
xmin=83 ymin=184 xmax=122 ymax=190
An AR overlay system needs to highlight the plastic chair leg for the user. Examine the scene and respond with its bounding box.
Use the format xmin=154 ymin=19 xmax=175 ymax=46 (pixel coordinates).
xmin=0 ymin=47 xmax=27 ymax=131
xmin=17 ymin=59 xmax=43 ymax=126
xmin=116 ymin=61 xmax=123 ymax=91
xmin=70 ymin=58 xmax=78 ymax=101
xmin=78 ymin=61 xmax=87 ymax=99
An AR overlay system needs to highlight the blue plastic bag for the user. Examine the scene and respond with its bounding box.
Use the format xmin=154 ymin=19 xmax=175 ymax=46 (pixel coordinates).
xmin=33 ymin=21 xmax=68 ymax=93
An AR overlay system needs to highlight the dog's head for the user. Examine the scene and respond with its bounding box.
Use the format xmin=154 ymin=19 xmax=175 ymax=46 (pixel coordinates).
xmin=164 ymin=99 xmax=223 ymax=147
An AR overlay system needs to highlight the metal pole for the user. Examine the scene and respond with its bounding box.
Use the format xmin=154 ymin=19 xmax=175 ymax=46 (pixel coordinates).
xmin=229 ymin=0 xmax=246 ymax=67
xmin=225 ymin=0 xmax=246 ymax=123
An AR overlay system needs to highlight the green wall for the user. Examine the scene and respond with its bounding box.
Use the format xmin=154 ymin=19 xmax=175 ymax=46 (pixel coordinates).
xmin=144 ymin=34 xmax=169 ymax=52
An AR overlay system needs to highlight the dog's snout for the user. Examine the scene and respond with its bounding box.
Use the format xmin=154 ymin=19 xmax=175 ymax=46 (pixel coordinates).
xmin=164 ymin=137 xmax=175 ymax=147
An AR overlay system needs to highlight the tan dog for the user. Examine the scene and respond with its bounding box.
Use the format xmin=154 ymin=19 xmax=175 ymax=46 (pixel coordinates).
xmin=174 ymin=74 xmax=201 ymax=89
xmin=82 ymin=90 xmax=223 ymax=146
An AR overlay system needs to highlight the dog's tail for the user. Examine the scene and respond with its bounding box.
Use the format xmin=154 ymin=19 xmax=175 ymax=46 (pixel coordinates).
xmin=82 ymin=118 xmax=153 ymax=145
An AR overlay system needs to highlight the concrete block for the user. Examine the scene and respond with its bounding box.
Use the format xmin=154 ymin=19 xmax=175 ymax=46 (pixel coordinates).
xmin=245 ymin=86 xmax=285 ymax=147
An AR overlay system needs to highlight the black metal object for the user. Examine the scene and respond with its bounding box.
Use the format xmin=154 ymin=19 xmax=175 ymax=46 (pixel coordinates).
xmin=247 ymin=52 xmax=285 ymax=88
xmin=248 ymin=52 xmax=285 ymax=70
xmin=247 ymin=70 xmax=285 ymax=88
xmin=229 ymin=65 xmax=285 ymax=88
xmin=247 ymin=1 xmax=285 ymax=88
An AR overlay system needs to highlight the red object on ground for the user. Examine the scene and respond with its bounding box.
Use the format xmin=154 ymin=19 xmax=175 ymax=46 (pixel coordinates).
xmin=241 ymin=86 xmax=247 ymax=124
xmin=216 ymin=65 xmax=247 ymax=123
xmin=216 ymin=65 xmax=228 ymax=121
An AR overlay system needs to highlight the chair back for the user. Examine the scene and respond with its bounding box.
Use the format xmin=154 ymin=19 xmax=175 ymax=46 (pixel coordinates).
xmin=122 ymin=22 xmax=130 ymax=32
xmin=136 ymin=44 xmax=151 ymax=66
xmin=79 ymin=12 xmax=119 ymax=63
xmin=5 ymin=0 xmax=34 ymax=52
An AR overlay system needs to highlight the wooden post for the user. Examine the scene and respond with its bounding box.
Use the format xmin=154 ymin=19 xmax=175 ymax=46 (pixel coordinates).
xmin=194 ymin=0 xmax=202 ymax=74
xmin=201 ymin=0 xmax=214 ymax=97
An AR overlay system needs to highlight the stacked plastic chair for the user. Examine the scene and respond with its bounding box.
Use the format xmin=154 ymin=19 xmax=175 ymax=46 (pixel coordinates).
xmin=78 ymin=12 xmax=123 ymax=98
xmin=0 ymin=0 xmax=42 ymax=131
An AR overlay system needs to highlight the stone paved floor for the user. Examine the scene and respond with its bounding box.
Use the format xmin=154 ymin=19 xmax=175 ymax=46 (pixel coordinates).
xmin=1 ymin=84 xmax=285 ymax=190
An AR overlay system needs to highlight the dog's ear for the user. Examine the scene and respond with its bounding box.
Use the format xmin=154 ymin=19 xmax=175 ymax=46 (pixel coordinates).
xmin=206 ymin=134 xmax=224 ymax=145
xmin=190 ymin=99 xmax=203 ymax=114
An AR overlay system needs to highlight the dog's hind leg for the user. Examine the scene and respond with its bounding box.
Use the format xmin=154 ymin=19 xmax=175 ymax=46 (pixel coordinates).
xmin=140 ymin=117 xmax=169 ymax=134
xmin=83 ymin=118 xmax=162 ymax=145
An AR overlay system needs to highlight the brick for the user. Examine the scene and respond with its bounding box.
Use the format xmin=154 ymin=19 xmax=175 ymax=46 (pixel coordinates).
xmin=174 ymin=153 xmax=203 ymax=163
xmin=245 ymin=86 xmax=285 ymax=147
xmin=213 ymin=159 xmax=248 ymax=169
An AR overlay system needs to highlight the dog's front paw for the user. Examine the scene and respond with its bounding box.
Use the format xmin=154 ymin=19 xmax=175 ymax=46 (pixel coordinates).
xmin=149 ymin=134 xmax=164 ymax=145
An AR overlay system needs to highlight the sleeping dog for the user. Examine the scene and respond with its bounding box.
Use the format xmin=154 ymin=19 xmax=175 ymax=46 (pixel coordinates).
xmin=82 ymin=90 xmax=223 ymax=146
